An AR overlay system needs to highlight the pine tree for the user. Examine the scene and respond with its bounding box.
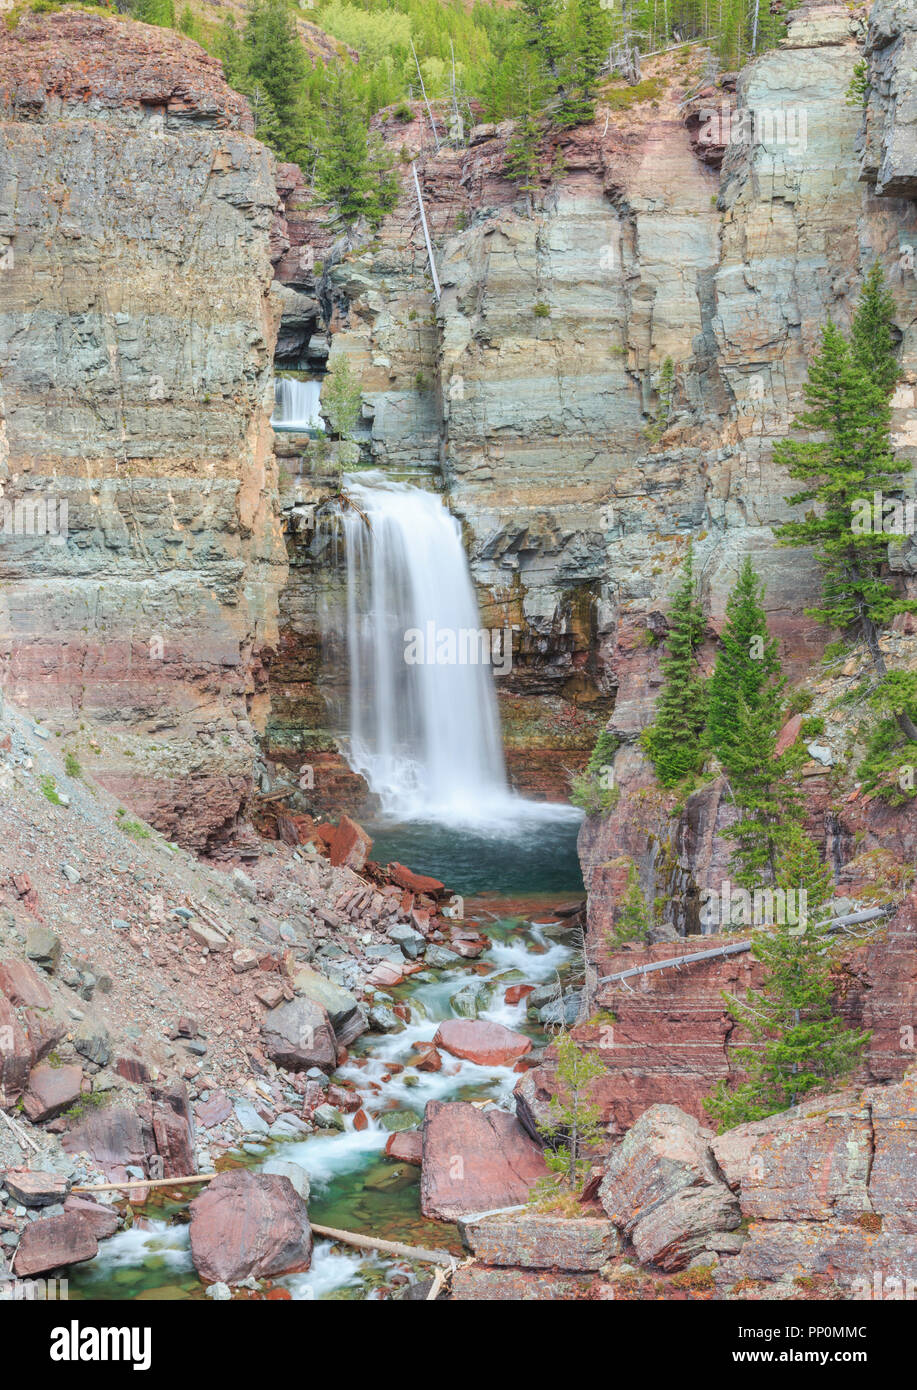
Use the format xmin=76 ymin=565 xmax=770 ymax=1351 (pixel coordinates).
xmin=707 ymin=557 xmax=783 ymax=768
xmin=214 ymin=15 xmax=248 ymax=89
xmin=724 ymin=692 xmax=801 ymax=887
xmin=245 ymin=0 xmax=307 ymax=161
xmin=555 ymin=0 xmax=611 ymax=129
xmin=607 ymin=859 xmax=651 ymax=948
xmin=705 ymin=824 xmax=870 ymax=1130
xmin=641 ymin=548 xmax=708 ymax=787
xmin=851 ymin=260 xmax=899 ymax=394
xmin=536 ymin=1033 xmax=607 ymax=1191
xmin=775 ymin=267 xmax=917 ymax=741
xmin=315 ymin=70 xmax=399 ymax=228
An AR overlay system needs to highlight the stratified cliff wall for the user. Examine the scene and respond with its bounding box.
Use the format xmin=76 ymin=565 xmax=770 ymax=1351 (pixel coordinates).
xmin=0 ymin=12 xmax=288 ymax=850
xmin=276 ymin=2 xmax=916 ymax=803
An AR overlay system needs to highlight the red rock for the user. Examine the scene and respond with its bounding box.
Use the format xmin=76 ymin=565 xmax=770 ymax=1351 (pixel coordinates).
xmin=254 ymin=982 xmax=284 ymax=1009
xmin=366 ymin=962 xmax=403 ymax=988
xmin=313 ymin=822 xmax=336 ymax=847
xmin=21 ymin=1007 xmax=65 ymax=1063
xmin=12 ymin=1212 xmax=98 ymax=1277
xmin=63 ymin=1195 xmax=120 ymax=1240
xmin=62 ymin=1106 xmax=152 ymax=1179
xmin=433 ymin=1020 xmax=532 ymax=1067
xmin=0 ymin=992 xmax=32 ymax=1101
xmin=389 ymin=863 xmax=445 ymax=897
xmin=329 ymin=815 xmax=372 ymax=871
xmin=326 ymin=1085 xmax=361 ymax=1113
xmin=265 ymin=1285 xmax=291 ymax=1300
xmin=505 ymin=985 xmax=534 ymax=1006
xmin=774 ymin=713 xmax=803 ymax=756
xmin=393 ymin=1004 xmax=410 ymax=1022
xmin=352 ymin=1107 xmax=369 ymax=1131
xmin=385 ymin=1131 xmax=423 ymax=1165
xmin=196 ymin=1090 xmax=233 ymax=1128
xmin=412 ymin=1045 xmax=442 ymax=1073
xmin=421 ymin=1102 xmax=548 ymax=1220
xmin=150 ymin=1085 xmax=196 ymax=1178
xmin=22 ymin=1063 xmax=83 ymax=1122
xmin=449 ymin=938 xmax=486 ymax=959
xmin=2 ymin=1168 xmax=70 ymax=1207
xmin=411 ymin=907 xmax=431 ymax=933
xmin=188 ymin=1169 xmax=312 ymax=1285
xmin=0 ymin=959 xmax=52 ymax=1009
xmin=115 ymin=1055 xmax=150 ymax=1085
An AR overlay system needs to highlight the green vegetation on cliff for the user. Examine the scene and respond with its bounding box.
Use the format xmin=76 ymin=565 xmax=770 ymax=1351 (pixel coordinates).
xmin=640 ymin=548 xmax=707 ymax=787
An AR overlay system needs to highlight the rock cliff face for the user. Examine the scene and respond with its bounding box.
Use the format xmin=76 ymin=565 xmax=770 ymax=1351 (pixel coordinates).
xmin=0 ymin=12 xmax=287 ymax=850
xmin=271 ymin=1 xmax=917 ymax=806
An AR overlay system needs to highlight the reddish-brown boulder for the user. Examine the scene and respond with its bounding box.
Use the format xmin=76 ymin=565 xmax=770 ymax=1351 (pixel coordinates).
xmin=385 ymin=1131 xmax=423 ymax=1165
xmin=0 ymin=992 xmax=32 ymax=1101
xmin=412 ymin=1045 xmax=442 ymax=1073
xmin=62 ymin=1106 xmax=152 ymax=1179
xmin=329 ymin=815 xmax=372 ymax=871
xmin=2 ymin=1168 xmax=70 ymax=1207
xmin=12 ymin=1213 xmax=98 ymax=1276
xmin=22 ymin=1063 xmax=83 ymax=1123
xmin=505 ymin=985 xmax=534 ymax=1006
xmin=149 ymin=1085 xmax=196 ymax=1178
xmin=63 ymin=1194 xmax=120 ymax=1240
xmin=389 ymin=863 xmax=444 ymax=897
xmin=420 ymin=1101 xmax=548 ymax=1220
xmin=0 ymin=958 xmax=52 ymax=1009
xmin=188 ymin=1169 xmax=312 ymax=1285
xmin=433 ymin=1020 xmax=532 ymax=1067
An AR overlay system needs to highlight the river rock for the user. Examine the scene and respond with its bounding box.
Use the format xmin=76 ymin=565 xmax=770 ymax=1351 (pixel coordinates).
xmin=261 ymin=997 xmax=338 ymax=1073
xmin=433 ymin=1020 xmax=532 ymax=1067
xmin=188 ymin=1170 xmax=312 ymax=1285
xmin=1 ymin=1168 xmax=71 ymax=1207
xmin=421 ymin=1101 xmax=548 ymax=1220
xmin=385 ymin=1132 xmax=423 ymax=1165
xmin=459 ymin=1210 xmax=622 ymax=1270
xmin=599 ymin=1104 xmax=741 ymax=1271
xmin=261 ymin=1158 xmax=311 ymax=1202
xmin=62 ymin=1194 xmax=120 ymax=1240
xmin=387 ymin=923 xmax=425 ymax=959
xmin=292 ymin=966 xmax=366 ymax=1047
xmin=388 ymin=863 xmax=444 ymax=896
xmin=423 ymin=945 xmax=462 ymax=969
xmin=12 ymin=1212 xmax=98 ymax=1277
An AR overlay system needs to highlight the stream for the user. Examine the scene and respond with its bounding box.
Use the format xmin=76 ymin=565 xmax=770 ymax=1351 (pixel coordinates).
xmin=67 ymin=813 xmax=584 ymax=1301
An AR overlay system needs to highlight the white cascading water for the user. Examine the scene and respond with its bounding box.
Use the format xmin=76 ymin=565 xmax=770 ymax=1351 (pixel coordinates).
xmin=271 ymin=378 xmax=323 ymax=430
xmin=332 ymin=473 xmax=512 ymax=823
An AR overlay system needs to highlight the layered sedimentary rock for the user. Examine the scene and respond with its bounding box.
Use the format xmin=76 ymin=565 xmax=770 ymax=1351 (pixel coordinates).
xmin=0 ymin=12 xmax=287 ymax=849
xmin=271 ymin=2 xmax=917 ymax=804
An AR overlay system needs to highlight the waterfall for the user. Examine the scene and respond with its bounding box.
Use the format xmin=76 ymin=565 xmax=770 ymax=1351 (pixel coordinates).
xmin=330 ymin=473 xmax=513 ymax=823
xmin=272 ymin=378 xmax=323 ymax=430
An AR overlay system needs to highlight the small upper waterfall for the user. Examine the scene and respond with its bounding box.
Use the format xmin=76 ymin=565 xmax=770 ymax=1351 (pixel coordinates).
xmin=272 ymin=378 xmax=323 ymax=430
xmin=330 ymin=473 xmax=512 ymax=823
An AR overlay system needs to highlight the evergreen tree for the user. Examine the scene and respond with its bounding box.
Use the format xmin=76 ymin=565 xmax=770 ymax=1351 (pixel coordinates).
xmin=707 ymin=557 xmax=783 ymax=768
xmin=214 ymin=15 xmax=248 ymax=89
xmin=851 ymin=260 xmax=899 ymax=394
xmin=641 ymin=548 xmax=708 ymax=787
xmin=607 ymin=859 xmax=651 ymax=948
xmin=723 ymin=692 xmax=800 ymax=887
xmin=245 ymin=0 xmax=307 ymax=160
xmin=705 ymin=824 xmax=869 ymax=1130
xmin=536 ymin=1033 xmax=607 ymax=1191
xmin=136 ymin=0 xmax=175 ymax=28
xmin=315 ymin=69 xmax=399 ymax=227
xmin=774 ymin=267 xmax=917 ymax=741
xmin=555 ymin=0 xmax=611 ymax=129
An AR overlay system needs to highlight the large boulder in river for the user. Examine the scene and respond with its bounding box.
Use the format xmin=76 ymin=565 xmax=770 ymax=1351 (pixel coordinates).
xmin=421 ymin=1101 xmax=548 ymax=1220
xmin=433 ymin=1019 xmax=532 ymax=1067
xmin=599 ymin=1104 xmax=740 ymax=1271
xmin=13 ymin=1212 xmax=98 ymax=1277
xmin=261 ymin=997 xmax=338 ymax=1072
xmin=189 ymin=1170 xmax=312 ymax=1285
